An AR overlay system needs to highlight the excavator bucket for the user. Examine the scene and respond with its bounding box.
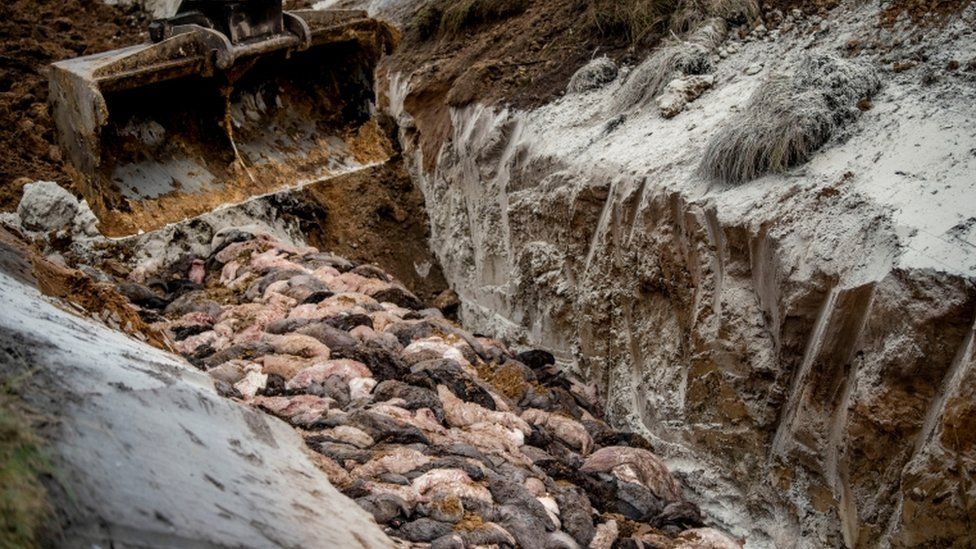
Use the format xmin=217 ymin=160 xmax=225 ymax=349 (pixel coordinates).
xmin=49 ymin=9 xmax=397 ymax=236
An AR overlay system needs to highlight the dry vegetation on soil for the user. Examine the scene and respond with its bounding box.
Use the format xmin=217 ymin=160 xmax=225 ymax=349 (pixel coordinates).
xmin=0 ymin=386 xmax=49 ymax=549
xmin=389 ymin=0 xmax=685 ymax=173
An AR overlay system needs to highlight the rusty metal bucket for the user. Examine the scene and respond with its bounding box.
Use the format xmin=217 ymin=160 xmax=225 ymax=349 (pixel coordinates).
xmin=49 ymin=10 xmax=397 ymax=236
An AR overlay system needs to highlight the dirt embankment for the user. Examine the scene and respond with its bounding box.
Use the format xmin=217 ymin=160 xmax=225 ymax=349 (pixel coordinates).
xmin=380 ymin=0 xmax=660 ymax=172
xmin=880 ymin=0 xmax=974 ymax=24
xmin=0 ymin=0 xmax=148 ymax=211
xmin=297 ymin=159 xmax=450 ymax=303
xmin=391 ymin=1 xmax=642 ymax=111
xmin=381 ymin=0 xmax=974 ymax=175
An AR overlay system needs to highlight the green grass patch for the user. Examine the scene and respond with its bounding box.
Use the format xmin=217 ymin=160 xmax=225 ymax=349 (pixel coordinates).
xmin=0 ymin=382 xmax=49 ymax=549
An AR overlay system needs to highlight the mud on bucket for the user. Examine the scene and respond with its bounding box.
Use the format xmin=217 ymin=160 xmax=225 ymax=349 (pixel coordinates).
xmin=48 ymin=10 xmax=397 ymax=237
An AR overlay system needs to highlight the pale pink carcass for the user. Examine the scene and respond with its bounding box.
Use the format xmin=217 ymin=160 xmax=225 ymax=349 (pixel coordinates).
xmin=317 ymin=425 xmax=375 ymax=449
xmin=262 ymin=333 xmax=331 ymax=359
xmin=252 ymin=394 xmax=332 ymax=426
xmin=437 ymin=385 xmax=530 ymax=434
xmin=411 ymin=469 xmax=493 ymax=504
xmin=286 ymin=359 xmax=373 ymax=391
xmin=352 ymin=447 xmax=431 ymax=479
xmin=521 ymin=408 xmax=594 ymax=455
xmin=256 ymin=354 xmax=316 ymax=380
xmin=580 ymin=446 xmax=683 ymax=503
xmin=248 ymin=249 xmax=309 ymax=275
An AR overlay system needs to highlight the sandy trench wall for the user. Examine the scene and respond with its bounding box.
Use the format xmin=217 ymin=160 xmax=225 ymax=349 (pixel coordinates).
xmin=387 ymin=69 xmax=976 ymax=549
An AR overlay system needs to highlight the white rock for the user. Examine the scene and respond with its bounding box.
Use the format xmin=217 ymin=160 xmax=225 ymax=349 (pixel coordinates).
xmin=17 ymin=181 xmax=79 ymax=232
xmin=72 ymin=200 xmax=100 ymax=237
xmin=655 ymin=75 xmax=715 ymax=118
xmin=744 ymin=63 xmax=764 ymax=75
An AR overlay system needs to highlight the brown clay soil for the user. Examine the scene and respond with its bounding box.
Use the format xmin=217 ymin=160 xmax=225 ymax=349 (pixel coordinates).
xmin=378 ymin=0 xmax=647 ymax=172
xmin=880 ymin=0 xmax=973 ymax=25
xmin=0 ymin=0 xmax=149 ymax=212
xmin=296 ymin=156 xmax=450 ymax=303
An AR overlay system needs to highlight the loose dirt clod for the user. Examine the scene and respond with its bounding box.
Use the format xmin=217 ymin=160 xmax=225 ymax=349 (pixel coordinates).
xmin=16 ymin=181 xmax=79 ymax=232
xmin=567 ymin=57 xmax=620 ymax=94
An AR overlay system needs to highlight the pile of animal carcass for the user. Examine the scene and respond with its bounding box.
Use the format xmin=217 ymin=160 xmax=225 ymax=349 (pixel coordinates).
xmin=120 ymin=229 xmax=740 ymax=549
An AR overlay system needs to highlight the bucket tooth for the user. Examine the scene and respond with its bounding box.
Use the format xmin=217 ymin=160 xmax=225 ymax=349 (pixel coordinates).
xmin=49 ymin=10 xmax=398 ymax=237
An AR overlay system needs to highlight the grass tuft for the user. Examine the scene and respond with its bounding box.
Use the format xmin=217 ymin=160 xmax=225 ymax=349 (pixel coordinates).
xmin=669 ymin=0 xmax=759 ymax=32
xmin=410 ymin=0 xmax=531 ymax=40
xmin=0 ymin=381 xmax=50 ymax=549
xmin=585 ymin=0 xmax=679 ymax=46
xmin=584 ymin=0 xmax=757 ymax=45
xmin=700 ymin=52 xmax=881 ymax=184
xmin=411 ymin=2 xmax=445 ymax=41
xmin=567 ymin=56 xmax=620 ymax=94
xmin=609 ymin=18 xmax=726 ymax=112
